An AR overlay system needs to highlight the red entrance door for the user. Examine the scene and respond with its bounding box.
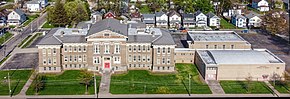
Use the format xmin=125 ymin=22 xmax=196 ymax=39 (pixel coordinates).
xmin=104 ymin=62 xmax=110 ymax=68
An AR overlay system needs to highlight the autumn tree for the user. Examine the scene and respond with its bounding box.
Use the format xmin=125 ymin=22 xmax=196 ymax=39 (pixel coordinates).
xmin=33 ymin=75 xmax=46 ymax=95
xmin=79 ymin=69 xmax=93 ymax=94
xmin=261 ymin=9 xmax=289 ymax=36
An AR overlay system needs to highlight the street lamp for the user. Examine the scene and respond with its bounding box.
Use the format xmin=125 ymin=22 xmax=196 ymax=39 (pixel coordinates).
xmin=4 ymin=72 xmax=11 ymax=97
xmin=188 ymin=74 xmax=191 ymax=96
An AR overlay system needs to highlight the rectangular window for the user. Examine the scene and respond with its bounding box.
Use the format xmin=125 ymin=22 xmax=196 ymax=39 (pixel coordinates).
xmin=74 ymin=55 xmax=77 ymax=62
xmin=42 ymin=49 xmax=46 ymax=55
xmin=231 ymin=45 xmax=234 ymax=49
xmin=128 ymin=45 xmax=132 ymax=52
xmin=53 ymin=57 xmax=56 ymax=65
xmin=49 ymin=67 xmax=51 ymax=70
xmin=48 ymin=58 xmax=52 ymax=65
xmin=47 ymin=49 xmax=51 ymax=56
xmin=43 ymin=58 xmax=46 ymax=65
xmin=44 ymin=67 xmax=46 ymax=70
xmin=206 ymin=45 xmax=209 ymax=49
xmin=167 ymin=58 xmax=170 ymax=64
xmin=115 ymin=44 xmax=120 ymax=54
xmin=142 ymin=55 xmax=146 ymax=62
xmin=147 ymin=55 xmax=150 ymax=62
xmin=54 ymin=67 xmax=56 ymax=70
xmin=114 ymin=56 xmax=121 ymax=64
xmin=78 ymin=55 xmax=82 ymax=62
xmin=133 ymin=55 xmax=136 ymax=62
xmin=104 ymin=44 xmax=110 ymax=54
xmin=74 ymin=46 xmax=77 ymax=52
xmin=223 ymin=45 xmax=226 ymax=49
xmin=64 ymin=46 xmax=67 ymax=52
xmin=157 ymin=47 xmax=160 ymax=54
xmin=83 ymin=55 xmax=86 ymax=62
xmin=53 ymin=48 xmax=56 ymax=55
xmin=147 ymin=45 xmax=150 ymax=52
xmin=78 ymin=46 xmax=82 ymax=52
xmin=167 ymin=47 xmax=170 ymax=54
xmin=83 ymin=46 xmax=86 ymax=52
xmin=133 ymin=45 xmax=136 ymax=52
xmin=157 ymin=58 xmax=160 ymax=64
xmin=162 ymin=47 xmax=165 ymax=54
xmin=214 ymin=45 xmax=217 ymax=49
xmin=93 ymin=56 xmax=100 ymax=64
xmin=138 ymin=55 xmax=141 ymax=62
xmin=143 ymin=45 xmax=146 ymax=52
xmin=69 ymin=46 xmax=72 ymax=52
xmin=64 ymin=55 xmax=68 ymax=62
xmin=162 ymin=58 xmax=165 ymax=64
xmin=138 ymin=45 xmax=141 ymax=52
xmin=95 ymin=44 xmax=100 ymax=54
xmin=128 ymin=54 xmax=132 ymax=62
xmin=69 ymin=55 xmax=72 ymax=62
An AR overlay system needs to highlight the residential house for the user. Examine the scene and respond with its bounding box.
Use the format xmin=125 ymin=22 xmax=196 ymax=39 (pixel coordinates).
xmin=103 ymin=11 xmax=116 ymax=19
xmin=155 ymin=11 xmax=168 ymax=28
xmin=244 ymin=12 xmax=262 ymax=28
xmin=130 ymin=11 xmax=142 ymax=22
xmin=167 ymin=10 xmax=181 ymax=29
xmin=0 ymin=28 xmax=6 ymax=36
xmin=91 ymin=11 xmax=103 ymax=23
xmin=26 ymin=0 xmax=42 ymax=12
xmin=283 ymin=0 xmax=289 ymax=10
xmin=194 ymin=10 xmax=207 ymax=27
xmin=206 ymin=12 xmax=220 ymax=28
xmin=39 ymin=0 xmax=48 ymax=7
xmin=182 ymin=13 xmax=195 ymax=29
xmin=142 ymin=14 xmax=155 ymax=28
xmin=252 ymin=0 xmax=270 ymax=12
xmin=7 ymin=9 xmax=27 ymax=26
xmin=0 ymin=16 xmax=6 ymax=27
xmin=223 ymin=9 xmax=242 ymax=17
xmin=231 ymin=14 xmax=247 ymax=28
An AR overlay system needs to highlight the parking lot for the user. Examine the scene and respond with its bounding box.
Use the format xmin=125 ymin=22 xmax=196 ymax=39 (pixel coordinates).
xmin=239 ymin=32 xmax=290 ymax=72
xmin=1 ymin=53 xmax=38 ymax=70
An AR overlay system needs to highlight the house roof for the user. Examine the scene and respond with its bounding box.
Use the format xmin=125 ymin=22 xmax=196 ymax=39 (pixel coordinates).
xmin=27 ymin=0 xmax=40 ymax=4
xmin=167 ymin=10 xmax=181 ymax=17
xmin=143 ymin=14 xmax=155 ymax=18
xmin=143 ymin=20 xmax=155 ymax=24
xmin=152 ymin=29 xmax=176 ymax=45
xmin=38 ymin=28 xmax=62 ymax=45
xmin=206 ymin=12 xmax=219 ymax=19
xmin=155 ymin=11 xmax=166 ymax=17
xmin=130 ymin=11 xmax=142 ymax=18
xmin=244 ymin=12 xmax=261 ymax=19
xmin=13 ymin=9 xmax=25 ymax=16
xmin=182 ymin=13 xmax=194 ymax=18
xmin=234 ymin=14 xmax=246 ymax=19
xmin=193 ymin=10 xmax=204 ymax=17
xmin=88 ymin=18 xmax=128 ymax=36
xmin=91 ymin=11 xmax=102 ymax=15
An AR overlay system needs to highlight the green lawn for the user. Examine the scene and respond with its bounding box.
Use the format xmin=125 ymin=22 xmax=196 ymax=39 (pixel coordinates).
xmin=270 ymin=81 xmax=290 ymax=93
xmin=220 ymin=81 xmax=273 ymax=94
xmin=41 ymin=22 xmax=56 ymax=28
xmin=0 ymin=70 xmax=33 ymax=96
xmin=23 ymin=15 xmax=39 ymax=27
xmin=220 ymin=18 xmax=237 ymax=29
xmin=0 ymin=32 xmax=13 ymax=45
xmin=110 ymin=63 xmax=211 ymax=94
xmin=21 ymin=33 xmax=42 ymax=48
xmin=26 ymin=70 xmax=101 ymax=95
xmin=18 ymin=35 xmax=32 ymax=47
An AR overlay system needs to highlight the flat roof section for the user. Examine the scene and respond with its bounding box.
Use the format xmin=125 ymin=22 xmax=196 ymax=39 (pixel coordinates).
xmin=188 ymin=31 xmax=246 ymax=42
xmin=197 ymin=49 xmax=284 ymax=65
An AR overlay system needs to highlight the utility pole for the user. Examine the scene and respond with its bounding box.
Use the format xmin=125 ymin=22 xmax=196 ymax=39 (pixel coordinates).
xmin=8 ymin=72 xmax=11 ymax=97
xmin=94 ymin=70 xmax=97 ymax=97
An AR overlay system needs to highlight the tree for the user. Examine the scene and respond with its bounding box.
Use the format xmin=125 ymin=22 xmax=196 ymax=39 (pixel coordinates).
xmin=64 ymin=0 xmax=90 ymax=26
xmin=173 ymin=0 xmax=195 ymax=13
xmin=48 ymin=0 xmax=69 ymax=27
xmin=193 ymin=0 xmax=215 ymax=14
xmin=33 ymin=75 xmax=46 ymax=95
xmin=79 ymin=69 xmax=93 ymax=94
xmin=261 ymin=9 xmax=289 ymax=36
xmin=245 ymin=76 xmax=253 ymax=93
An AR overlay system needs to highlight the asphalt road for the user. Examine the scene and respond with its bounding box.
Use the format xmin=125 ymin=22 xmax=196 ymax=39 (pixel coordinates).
xmin=0 ymin=12 xmax=47 ymax=60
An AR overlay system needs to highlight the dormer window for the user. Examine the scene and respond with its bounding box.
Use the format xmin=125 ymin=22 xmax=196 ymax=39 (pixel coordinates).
xmin=104 ymin=33 xmax=110 ymax=36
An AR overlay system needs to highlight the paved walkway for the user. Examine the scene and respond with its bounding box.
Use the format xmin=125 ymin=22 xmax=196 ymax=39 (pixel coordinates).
xmin=99 ymin=70 xmax=112 ymax=95
xmin=17 ymin=71 xmax=37 ymax=96
xmin=264 ymin=81 xmax=281 ymax=97
xmin=207 ymin=80 xmax=225 ymax=94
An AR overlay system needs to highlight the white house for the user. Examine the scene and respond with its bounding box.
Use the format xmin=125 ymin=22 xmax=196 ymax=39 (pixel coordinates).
xmin=27 ymin=0 xmax=42 ymax=12
xmin=7 ymin=9 xmax=27 ymax=26
xmin=244 ymin=12 xmax=262 ymax=28
xmin=167 ymin=10 xmax=181 ymax=29
xmin=182 ymin=13 xmax=195 ymax=29
xmin=223 ymin=9 xmax=242 ymax=17
xmin=194 ymin=10 xmax=207 ymax=27
xmin=206 ymin=12 xmax=220 ymax=28
xmin=155 ymin=11 xmax=168 ymax=28
xmin=39 ymin=0 xmax=48 ymax=7
xmin=252 ymin=0 xmax=270 ymax=12
xmin=231 ymin=14 xmax=247 ymax=28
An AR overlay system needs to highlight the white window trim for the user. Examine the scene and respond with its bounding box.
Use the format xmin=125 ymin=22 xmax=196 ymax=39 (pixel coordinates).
xmin=95 ymin=44 xmax=100 ymax=54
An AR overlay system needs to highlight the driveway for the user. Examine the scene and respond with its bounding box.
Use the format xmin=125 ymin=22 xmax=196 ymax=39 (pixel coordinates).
xmin=239 ymin=32 xmax=290 ymax=72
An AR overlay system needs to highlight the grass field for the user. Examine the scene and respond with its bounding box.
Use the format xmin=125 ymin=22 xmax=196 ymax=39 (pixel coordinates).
xmin=270 ymin=81 xmax=290 ymax=93
xmin=220 ymin=18 xmax=237 ymax=29
xmin=0 ymin=70 xmax=33 ymax=96
xmin=26 ymin=70 xmax=101 ymax=95
xmin=220 ymin=81 xmax=273 ymax=94
xmin=23 ymin=15 xmax=39 ymax=27
xmin=41 ymin=22 xmax=57 ymax=28
xmin=110 ymin=63 xmax=211 ymax=94
xmin=0 ymin=32 xmax=13 ymax=45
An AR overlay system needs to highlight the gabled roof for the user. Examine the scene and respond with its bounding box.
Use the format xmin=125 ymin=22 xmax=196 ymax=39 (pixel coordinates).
xmin=234 ymin=14 xmax=246 ymax=19
xmin=27 ymin=0 xmax=40 ymax=4
xmin=37 ymin=28 xmax=62 ymax=45
xmin=13 ymin=9 xmax=25 ymax=16
xmin=182 ymin=13 xmax=194 ymax=19
xmin=155 ymin=11 xmax=166 ymax=17
xmin=244 ymin=12 xmax=261 ymax=19
xmin=206 ymin=12 xmax=220 ymax=19
xmin=143 ymin=14 xmax=155 ymax=18
xmin=193 ymin=10 xmax=204 ymax=17
xmin=130 ymin=11 xmax=142 ymax=18
xmin=87 ymin=18 xmax=128 ymax=36
xmin=167 ymin=10 xmax=181 ymax=17
xmin=91 ymin=11 xmax=102 ymax=15
xmin=153 ymin=29 xmax=176 ymax=45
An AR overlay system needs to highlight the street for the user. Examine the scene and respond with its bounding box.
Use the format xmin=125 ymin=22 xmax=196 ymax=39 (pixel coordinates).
xmin=0 ymin=12 xmax=47 ymax=61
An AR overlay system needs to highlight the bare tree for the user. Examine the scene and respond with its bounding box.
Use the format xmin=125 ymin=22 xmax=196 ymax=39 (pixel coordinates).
xmin=261 ymin=9 xmax=289 ymax=36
